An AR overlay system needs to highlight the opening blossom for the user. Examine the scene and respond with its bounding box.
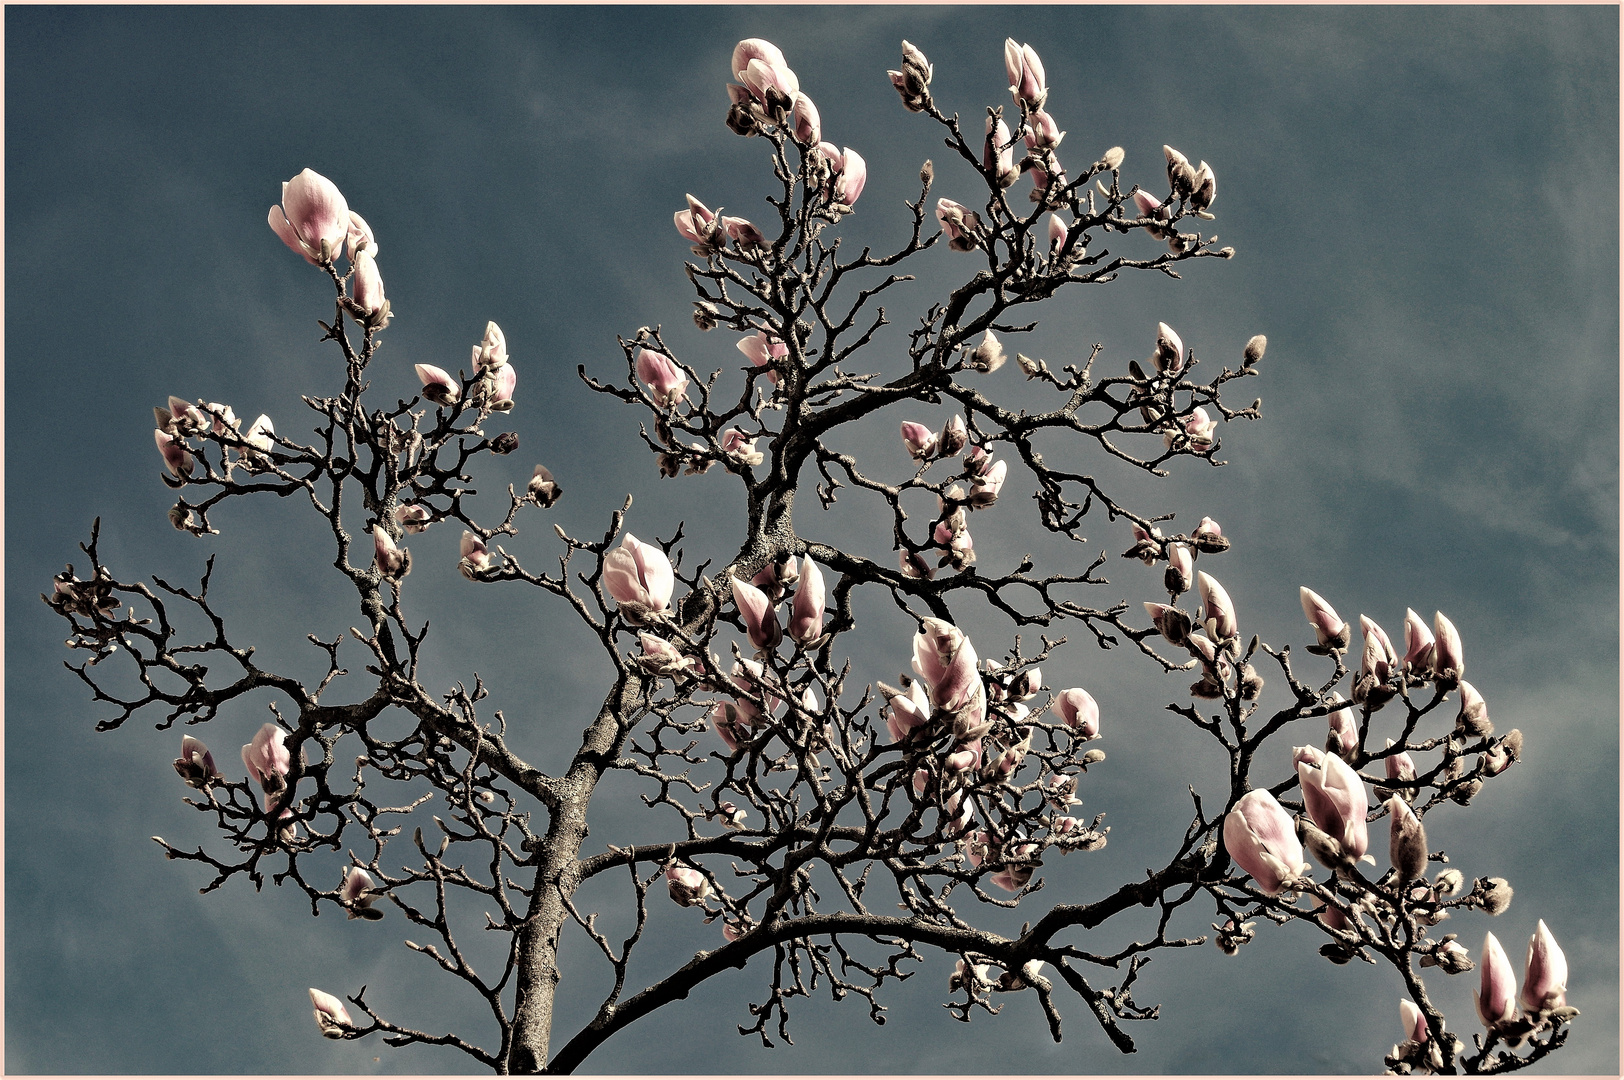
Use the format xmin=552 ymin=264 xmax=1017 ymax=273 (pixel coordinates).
xmin=414 ymin=364 xmax=461 ymax=407
xmin=1475 ymin=932 xmax=1520 ymax=1032
xmin=603 ymin=534 xmax=674 ymax=622
xmin=1300 ymin=586 xmax=1351 ymax=651
xmin=1520 ymin=920 xmax=1568 ymax=1015
xmin=309 ymin=987 xmax=354 ymax=1039
xmin=372 ymin=525 xmax=411 ymax=581
xmin=1297 ymin=746 xmax=1372 ymax=867
xmin=730 ymin=575 xmax=782 ymax=652
xmin=1003 ymin=38 xmax=1047 ymax=108
xmin=268 ymin=169 xmax=351 ymax=266
xmin=788 ymin=555 xmax=825 ymax=644
xmin=635 ymin=349 xmax=688 ymax=410
xmin=340 ymin=866 xmax=384 ymax=921
xmin=1222 ymin=788 xmax=1309 ymax=896
xmin=241 ymin=722 xmax=291 ymax=794
xmin=1055 ymin=687 xmax=1099 ymax=738
xmin=173 ymin=734 xmax=222 ymax=789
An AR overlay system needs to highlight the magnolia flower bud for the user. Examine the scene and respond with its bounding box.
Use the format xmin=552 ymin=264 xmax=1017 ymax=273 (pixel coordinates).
xmin=935 ymin=198 xmax=979 ymax=251
xmin=1098 ymin=146 xmax=1125 ymax=170
xmin=1046 ymin=213 xmax=1069 ymax=260
xmin=394 ymin=503 xmax=432 ymax=534
xmin=154 ymin=429 xmax=194 ymax=478
xmin=1190 ymin=161 xmax=1216 ymax=213
xmin=1003 ymin=39 xmax=1047 ymax=109
xmin=900 ymin=548 xmax=935 ymax=580
xmin=1243 ymin=335 xmax=1267 ymax=365
xmin=527 ymin=464 xmax=562 ymax=508
xmin=269 ymin=169 xmax=350 ymax=266
xmin=968 ymin=459 xmax=1006 ymax=509
xmin=966 ymin=329 xmax=1005 ymax=373
xmin=1403 ymin=608 xmax=1437 ymax=677
xmin=1480 ymin=877 xmax=1514 ymax=915
xmin=173 ymin=735 xmax=222 ymax=789
xmin=241 ymin=723 xmax=292 ymax=792
xmin=1197 ymin=571 xmax=1238 ymax=642
xmin=1165 ymin=542 xmax=1193 ymax=595
xmin=674 ymin=194 xmax=721 ymax=249
xmin=1432 ymin=611 xmax=1465 ymax=682
xmin=1055 ymin=687 xmax=1099 ymax=738
xmin=604 ymin=534 xmax=674 ymax=621
xmin=350 ymin=249 xmax=389 ymax=327
xmin=788 ymin=556 xmax=825 ymax=645
xmin=1222 ymin=789 xmax=1310 ymax=896
xmin=1298 ymin=749 xmax=1371 ymax=867
xmin=1475 ymin=932 xmax=1520 ymax=1031
xmin=636 ymin=349 xmax=688 ymax=410
xmin=345 ymin=211 xmax=375 ymax=262
xmin=1300 ymin=587 xmax=1350 ymax=652
xmin=1153 ymin=322 xmax=1185 ymax=376
xmin=664 ymin=863 xmax=711 ymax=907
xmin=309 ymin=987 xmax=354 ymax=1039
xmin=1192 ymin=516 xmax=1230 ymax=553
xmin=937 ymin=414 xmax=968 ymax=458
xmin=719 ymin=428 xmax=765 ymax=467
xmin=1520 ymin=920 xmax=1569 ymax=1015
xmin=1144 ymin=601 xmax=1192 ymax=647
xmin=983 ymin=116 xmax=1018 ymax=189
xmin=791 ymin=91 xmax=820 ymax=145
xmin=459 ymin=531 xmax=500 ymax=580
xmin=636 ymin=632 xmax=692 ymax=679
xmin=1388 ymin=796 xmax=1429 ymax=882
xmin=900 ymin=421 xmax=938 ymax=460
xmin=372 ymin=526 xmax=411 ymax=581
xmin=340 ymin=866 xmax=384 ymax=921
xmin=731 ymin=576 xmax=782 ymax=651
xmin=1400 ymin=999 xmax=1429 ymax=1044
xmin=1326 ymin=693 xmax=1359 ymax=758
xmin=415 ymin=364 xmax=461 ymax=407
xmin=1456 ymin=680 xmax=1493 ymax=737
xmin=1163 ymin=145 xmax=1197 ymax=198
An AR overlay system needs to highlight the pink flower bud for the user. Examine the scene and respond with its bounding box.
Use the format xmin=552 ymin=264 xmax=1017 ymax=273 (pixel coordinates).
xmin=340 ymin=866 xmax=383 ymax=921
xmin=969 ymin=459 xmax=1006 ymax=509
xmin=636 ymin=632 xmax=692 ymax=678
xmin=730 ymin=575 xmax=782 ymax=651
xmin=1047 ymin=213 xmax=1068 ymax=255
xmin=414 ymin=364 xmax=461 ymax=407
xmin=241 ymin=723 xmax=291 ymax=790
xmin=239 ymin=414 xmax=276 ymax=468
xmin=1432 ymin=611 xmax=1465 ymax=681
xmin=1222 ymin=789 xmax=1308 ymax=896
xmin=1383 ymin=738 xmax=1418 ymax=784
xmin=345 ymin=211 xmax=375 ymax=261
xmin=1055 ymin=687 xmax=1099 ymax=737
xmin=351 ymin=249 xmax=387 ymax=321
xmin=459 ymin=531 xmax=499 ymax=580
xmin=1358 ymin=615 xmax=1399 ymax=697
xmin=1153 ymin=322 xmax=1185 ymax=376
xmin=1298 ymin=590 xmax=1344 ymax=653
xmin=1298 ymin=748 xmax=1370 ymax=866
xmin=604 ymin=534 xmax=674 ymax=619
xmin=1520 ymin=920 xmax=1568 ymax=1014
xmin=372 ymin=525 xmax=410 ymax=580
xmin=788 ymin=556 xmax=825 ymax=644
xmin=1400 ymin=999 xmax=1429 ymax=1044
xmin=983 ymin=116 xmax=1018 ymax=188
xmin=173 ymin=734 xmax=222 ymax=788
xmin=1197 ymin=571 xmax=1238 ymax=641
xmin=936 ymin=414 xmax=968 ymax=457
xmin=269 ymin=169 xmax=350 ymax=265
xmin=1475 ymin=932 xmax=1520 ymax=1030
xmin=967 ymin=329 xmax=1005 ymax=373
xmin=900 ymin=421 xmax=938 ymax=460
xmin=154 ymin=429 xmax=194 ymax=477
xmin=885 ymin=680 xmax=931 ymax=742
xmin=913 ymin=619 xmax=981 ymax=712
xmin=1166 ymin=542 xmax=1194 ymax=593
xmin=635 ymin=349 xmax=689 ymax=410
xmin=309 ymin=987 xmax=353 ymax=1039
xmin=477 ymin=361 xmax=516 ymax=412
xmin=832 ymin=147 xmax=866 ymax=205
xmin=394 ymin=503 xmax=432 ymax=534
xmin=722 ymin=215 xmax=767 ymax=249
xmin=791 ymin=92 xmax=821 ymax=145
xmin=736 ymin=331 xmax=788 ymax=385
xmin=1388 ymin=795 xmax=1429 ymax=882
xmin=1027 ymin=109 xmax=1064 ymax=150
xmin=935 ymin=198 xmax=978 ymax=251
xmin=1003 ymin=39 xmax=1047 ymax=108
xmin=472 ymin=321 xmax=507 ymax=370
xmin=674 ymin=194 xmax=720 ymax=248
xmin=1402 ymin=607 xmax=1436 ymax=675
xmin=719 ymin=428 xmax=764 ymax=467
xmin=1190 ymin=161 xmax=1217 ymax=213
xmin=664 ymin=862 xmax=711 ymax=907
xmin=1326 ymin=692 xmax=1359 ymax=757
xmin=899 ymin=548 xmax=935 ymax=580
xmin=1164 ymin=145 xmax=1197 ymax=198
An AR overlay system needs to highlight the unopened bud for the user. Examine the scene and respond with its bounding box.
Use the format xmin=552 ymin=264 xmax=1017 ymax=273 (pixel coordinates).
xmin=1080 ymin=748 xmax=1106 ymax=766
xmin=1243 ymin=335 xmax=1267 ymax=366
xmin=1479 ymin=877 xmax=1513 ymax=915
xmin=490 ymin=431 xmax=519 ymax=455
xmin=1099 ymin=146 xmax=1125 ymax=171
xmin=920 ymin=160 xmax=934 ymax=186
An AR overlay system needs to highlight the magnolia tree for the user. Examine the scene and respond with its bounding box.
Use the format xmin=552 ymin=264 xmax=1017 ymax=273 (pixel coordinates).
xmin=44 ymin=38 xmax=1576 ymax=1075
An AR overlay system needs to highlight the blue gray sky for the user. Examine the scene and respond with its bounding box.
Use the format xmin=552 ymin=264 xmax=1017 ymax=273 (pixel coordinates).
xmin=6 ymin=6 xmax=1618 ymax=1075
